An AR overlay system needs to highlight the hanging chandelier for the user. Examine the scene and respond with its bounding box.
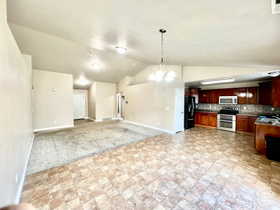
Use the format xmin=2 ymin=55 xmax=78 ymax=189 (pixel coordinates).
xmin=149 ymin=29 xmax=176 ymax=82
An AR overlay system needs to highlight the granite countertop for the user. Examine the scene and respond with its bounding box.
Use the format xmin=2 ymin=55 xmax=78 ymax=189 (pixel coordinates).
xmin=196 ymin=110 xmax=274 ymax=117
xmin=237 ymin=112 xmax=259 ymax=117
xmin=255 ymin=117 xmax=280 ymax=127
xmin=196 ymin=110 xmax=218 ymax=113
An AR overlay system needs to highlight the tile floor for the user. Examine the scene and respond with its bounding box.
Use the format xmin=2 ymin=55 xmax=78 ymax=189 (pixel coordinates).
xmin=28 ymin=120 xmax=162 ymax=174
xmin=22 ymin=127 xmax=280 ymax=210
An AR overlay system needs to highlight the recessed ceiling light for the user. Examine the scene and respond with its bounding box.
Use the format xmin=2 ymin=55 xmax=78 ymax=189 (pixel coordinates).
xmin=115 ymin=46 xmax=127 ymax=54
xmin=268 ymin=71 xmax=280 ymax=77
xmin=201 ymin=78 xmax=235 ymax=85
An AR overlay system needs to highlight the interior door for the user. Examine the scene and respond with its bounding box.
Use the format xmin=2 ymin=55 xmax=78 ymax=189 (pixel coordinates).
xmin=73 ymin=93 xmax=86 ymax=119
xmin=175 ymin=88 xmax=185 ymax=132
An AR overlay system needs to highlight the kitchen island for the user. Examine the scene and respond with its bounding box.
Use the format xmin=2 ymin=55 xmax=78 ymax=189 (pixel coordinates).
xmin=255 ymin=117 xmax=280 ymax=155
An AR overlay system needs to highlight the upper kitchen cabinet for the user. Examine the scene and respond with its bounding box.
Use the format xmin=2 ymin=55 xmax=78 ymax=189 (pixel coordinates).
xmin=234 ymin=88 xmax=247 ymax=104
xmin=210 ymin=90 xmax=220 ymax=104
xmin=272 ymin=77 xmax=280 ymax=107
xmin=198 ymin=87 xmax=259 ymax=104
xmin=219 ymin=88 xmax=234 ymax=96
xmin=199 ymin=89 xmax=220 ymax=104
xmin=247 ymin=87 xmax=258 ymax=104
xmin=235 ymin=87 xmax=258 ymax=104
xmin=259 ymin=81 xmax=272 ymax=105
xmin=199 ymin=90 xmax=210 ymax=103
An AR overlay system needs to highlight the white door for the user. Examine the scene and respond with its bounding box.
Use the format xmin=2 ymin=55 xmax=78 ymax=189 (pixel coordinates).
xmin=73 ymin=93 xmax=86 ymax=119
xmin=174 ymin=88 xmax=185 ymax=132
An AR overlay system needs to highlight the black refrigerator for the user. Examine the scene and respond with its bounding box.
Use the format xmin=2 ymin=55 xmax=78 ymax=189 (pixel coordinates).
xmin=184 ymin=96 xmax=196 ymax=129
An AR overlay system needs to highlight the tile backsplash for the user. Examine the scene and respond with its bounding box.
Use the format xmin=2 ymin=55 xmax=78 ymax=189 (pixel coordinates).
xmin=197 ymin=103 xmax=280 ymax=114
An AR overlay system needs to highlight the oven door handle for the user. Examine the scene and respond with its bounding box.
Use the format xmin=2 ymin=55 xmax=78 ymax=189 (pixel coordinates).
xmin=219 ymin=120 xmax=234 ymax=123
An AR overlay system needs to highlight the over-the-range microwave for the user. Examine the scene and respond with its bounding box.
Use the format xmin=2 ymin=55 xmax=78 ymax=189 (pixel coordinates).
xmin=219 ymin=96 xmax=238 ymax=105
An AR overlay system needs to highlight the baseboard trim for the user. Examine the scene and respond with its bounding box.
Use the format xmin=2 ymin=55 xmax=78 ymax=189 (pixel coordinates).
xmin=33 ymin=125 xmax=74 ymax=132
xmin=15 ymin=134 xmax=34 ymax=204
xmin=123 ymin=120 xmax=176 ymax=135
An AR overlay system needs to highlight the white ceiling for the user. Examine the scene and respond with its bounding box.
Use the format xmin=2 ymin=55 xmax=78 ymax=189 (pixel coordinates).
xmin=7 ymin=0 xmax=280 ymax=83
xmin=9 ymin=23 xmax=147 ymax=85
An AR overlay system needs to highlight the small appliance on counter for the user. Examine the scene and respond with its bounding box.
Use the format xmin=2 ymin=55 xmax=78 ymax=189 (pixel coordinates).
xmin=184 ymin=96 xmax=196 ymax=129
xmin=217 ymin=107 xmax=239 ymax=132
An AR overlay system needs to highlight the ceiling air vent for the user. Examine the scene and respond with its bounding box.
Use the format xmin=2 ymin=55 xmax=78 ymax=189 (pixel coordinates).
xmin=272 ymin=0 xmax=280 ymax=14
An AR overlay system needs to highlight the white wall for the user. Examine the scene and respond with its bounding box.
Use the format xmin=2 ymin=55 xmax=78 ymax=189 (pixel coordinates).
xmin=32 ymin=70 xmax=74 ymax=131
xmin=88 ymin=83 xmax=96 ymax=120
xmin=0 ymin=0 xmax=33 ymax=206
xmin=118 ymin=76 xmax=133 ymax=93
xmin=119 ymin=65 xmax=184 ymax=133
xmin=123 ymin=82 xmax=184 ymax=133
xmin=88 ymin=82 xmax=116 ymax=121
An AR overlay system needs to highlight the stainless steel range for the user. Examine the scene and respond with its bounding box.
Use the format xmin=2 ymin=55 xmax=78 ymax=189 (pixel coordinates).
xmin=217 ymin=107 xmax=239 ymax=132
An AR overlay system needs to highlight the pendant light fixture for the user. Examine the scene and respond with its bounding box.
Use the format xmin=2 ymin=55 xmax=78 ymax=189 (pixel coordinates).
xmin=149 ymin=29 xmax=176 ymax=82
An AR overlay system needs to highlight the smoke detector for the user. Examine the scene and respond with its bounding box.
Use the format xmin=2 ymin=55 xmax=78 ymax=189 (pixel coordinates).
xmin=272 ymin=0 xmax=280 ymax=14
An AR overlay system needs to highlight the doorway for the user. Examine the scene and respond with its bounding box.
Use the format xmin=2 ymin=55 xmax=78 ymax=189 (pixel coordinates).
xmin=73 ymin=90 xmax=88 ymax=120
xmin=116 ymin=93 xmax=124 ymax=120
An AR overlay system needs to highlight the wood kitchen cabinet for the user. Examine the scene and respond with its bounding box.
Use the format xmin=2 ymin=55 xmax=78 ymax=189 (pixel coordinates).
xmin=234 ymin=88 xmax=247 ymax=104
xmin=198 ymin=87 xmax=259 ymax=104
xmin=259 ymin=81 xmax=272 ymax=105
xmin=220 ymin=88 xmax=234 ymax=96
xmin=199 ymin=90 xmax=210 ymax=103
xmin=195 ymin=112 xmax=217 ymax=128
xmin=200 ymin=112 xmax=209 ymax=126
xmin=255 ymin=123 xmax=280 ymax=154
xmin=208 ymin=113 xmax=218 ymax=127
xmin=272 ymin=77 xmax=280 ymax=107
xmin=237 ymin=115 xmax=257 ymax=133
xmin=235 ymin=87 xmax=258 ymax=104
xmin=247 ymin=87 xmax=258 ymax=104
xmin=248 ymin=116 xmax=258 ymax=133
xmin=209 ymin=90 xmax=220 ymax=104
xmin=236 ymin=115 xmax=249 ymax=132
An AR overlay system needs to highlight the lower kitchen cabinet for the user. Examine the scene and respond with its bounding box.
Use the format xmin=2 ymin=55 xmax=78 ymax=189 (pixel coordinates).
xmin=195 ymin=112 xmax=217 ymax=128
xmin=208 ymin=113 xmax=217 ymax=127
xmin=237 ymin=115 xmax=257 ymax=133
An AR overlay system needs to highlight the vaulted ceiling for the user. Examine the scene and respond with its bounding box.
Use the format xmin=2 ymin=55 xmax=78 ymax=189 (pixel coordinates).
xmin=7 ymin=0 xmax=280 ymax=83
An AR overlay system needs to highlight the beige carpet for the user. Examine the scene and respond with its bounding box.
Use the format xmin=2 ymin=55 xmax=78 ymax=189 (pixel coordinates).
xmin=27 ymin=120 xmax=163 ymax=174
